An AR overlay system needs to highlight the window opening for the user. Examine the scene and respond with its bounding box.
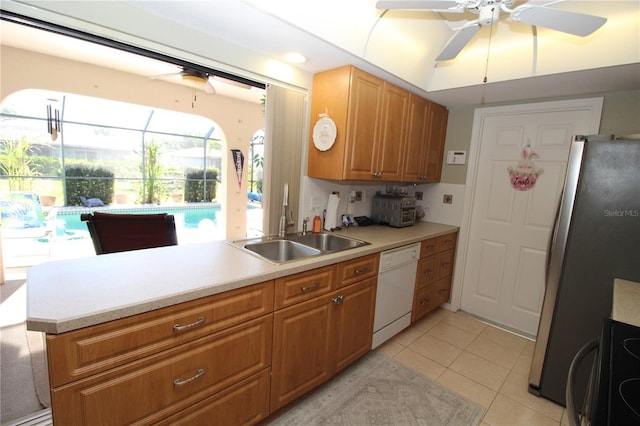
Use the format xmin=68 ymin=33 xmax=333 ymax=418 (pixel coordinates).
xmin=0 ymin=89 xmax=246 ymax=266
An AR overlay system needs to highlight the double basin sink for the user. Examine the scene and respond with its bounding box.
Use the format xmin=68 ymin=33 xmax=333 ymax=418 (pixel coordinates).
xmin=229 ymin=232 xmax=370 ymax=264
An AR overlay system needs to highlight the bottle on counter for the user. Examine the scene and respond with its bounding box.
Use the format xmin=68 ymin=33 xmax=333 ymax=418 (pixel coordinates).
xmin=313 ymin=215 xmax=322 ymax=233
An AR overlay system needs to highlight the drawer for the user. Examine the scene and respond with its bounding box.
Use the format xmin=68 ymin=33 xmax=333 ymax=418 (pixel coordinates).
xmin=47 ymin=280 xmax=274 ymax=387
xmin=274 ymin=265 xmax=336 ymax=309
xmin=50 ymin=315 xmax=273 ymax=426
xmin=420 ymin=237 xmax=439 ymax=258
xmin=412 ymin=284 xmax=438 ymax=322
xmin=435 ymin=277 xmax=452 ymax=306
xmin=337 ymin=253 xmax=379 ymax=288
xmin=415 ymin=256 xmax=437 ymax=290
xmin=437 ymin=250 xmax=455 ymax=280
xmin=438 ymin=232 xmax=457 ymax=252
xmin=156 ymin=369 xmax=271 ymax=426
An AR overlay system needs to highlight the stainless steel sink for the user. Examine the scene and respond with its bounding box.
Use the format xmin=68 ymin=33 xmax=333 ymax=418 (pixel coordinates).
xmin=243 ymin=240 xmax=322 ymax=263
xmin=291 ymin=233 xmax=367 ymax=252
xmin=229 ymin=233 xmax=369 ymax=264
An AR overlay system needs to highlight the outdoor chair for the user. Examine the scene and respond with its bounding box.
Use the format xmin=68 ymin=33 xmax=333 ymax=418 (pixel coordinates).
xmin=81 ymin=212 xmax=178 ymax=255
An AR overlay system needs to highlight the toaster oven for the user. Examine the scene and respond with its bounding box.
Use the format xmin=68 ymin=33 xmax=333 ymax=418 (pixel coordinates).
xmin=371 ymin=194 xmax=416 ymax=227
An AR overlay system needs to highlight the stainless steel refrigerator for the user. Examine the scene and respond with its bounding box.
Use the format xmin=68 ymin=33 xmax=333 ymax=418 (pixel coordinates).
xmin=528 ymin=134 xmax=640 ymax=406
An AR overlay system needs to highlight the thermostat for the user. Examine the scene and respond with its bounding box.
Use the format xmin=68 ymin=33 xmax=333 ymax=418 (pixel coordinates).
xmin=447 ymin=150 xmax=466 ymax=165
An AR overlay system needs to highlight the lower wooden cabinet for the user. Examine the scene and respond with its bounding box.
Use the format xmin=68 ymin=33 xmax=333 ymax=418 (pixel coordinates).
xmin=46 ymin=281 xmax=274 ymax=426
xmin=45 ymin=254 xmax=379 ymax=424
xmin=332 ymin=277 xmax=377 ymax=372
xmin=412 ymin=232 xmax=457 ymax=322
xmin=156 ymin=369 xmax=271 ymax=426
xmin=50 ymin=315 xmax=273 ymax=426
xmin=270 ymin=260 xmax=377 ymax=412
xmin=270 ymin=292 xmax=335 ymax=411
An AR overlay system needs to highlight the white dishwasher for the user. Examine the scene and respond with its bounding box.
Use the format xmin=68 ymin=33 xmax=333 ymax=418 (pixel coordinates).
xmin=372 ymin=242 xmax=420 ymax=349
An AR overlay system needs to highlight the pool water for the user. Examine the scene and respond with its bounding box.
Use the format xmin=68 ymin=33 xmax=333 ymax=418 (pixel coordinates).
xmin=56 ymin=205 xmax=223 ymax=232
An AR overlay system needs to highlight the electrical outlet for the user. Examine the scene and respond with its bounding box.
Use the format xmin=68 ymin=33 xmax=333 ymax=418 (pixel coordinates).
xmin=443 ymin=194 xmax=453 ymax=204
xmin=355 ymin=191 xmax=362 ymax=201
xmin=310 ymin=196 xmax=321 ymax=212
xmin=415 ymin=191 xmax=423 ymax=200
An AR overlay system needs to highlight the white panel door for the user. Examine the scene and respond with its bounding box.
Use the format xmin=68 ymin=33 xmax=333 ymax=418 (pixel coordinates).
xmin=460 ymin=99 xmax=603 ymax=336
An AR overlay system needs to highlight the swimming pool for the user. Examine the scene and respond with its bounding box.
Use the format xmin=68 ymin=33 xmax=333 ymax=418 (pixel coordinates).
xmin=55 ymin=203 xmax=225 ymax=232
xmin=50 ymin=203 xmax=261 ymax=243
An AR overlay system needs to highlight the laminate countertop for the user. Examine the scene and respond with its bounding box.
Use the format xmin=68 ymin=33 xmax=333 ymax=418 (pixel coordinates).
xmin=26 ymin=221 xmax=458 ymax=334
xmin=612 ymin=278 xmax=640 ymax=327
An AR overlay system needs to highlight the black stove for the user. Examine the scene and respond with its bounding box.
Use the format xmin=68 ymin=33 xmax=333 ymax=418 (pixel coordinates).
xmin=593 ymin=319 xmax=640 ymax=425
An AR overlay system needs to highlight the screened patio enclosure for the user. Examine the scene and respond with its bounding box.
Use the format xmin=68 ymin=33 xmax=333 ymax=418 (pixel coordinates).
xmin=0 ymin=89 xmax=224 ymax=207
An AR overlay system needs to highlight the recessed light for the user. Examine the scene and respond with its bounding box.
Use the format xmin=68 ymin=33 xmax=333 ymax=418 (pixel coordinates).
xmin=284 ymin=52 xmax=306 ymax=64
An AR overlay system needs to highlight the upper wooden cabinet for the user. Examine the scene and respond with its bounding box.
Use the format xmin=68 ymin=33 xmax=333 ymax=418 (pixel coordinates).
xmin=308 ymin=65 xmax=447 ymax=183
xmin=424 ymin=101 xmax=449 ymax=182
xmin=402 ymin=95 xmax=449 ymax=183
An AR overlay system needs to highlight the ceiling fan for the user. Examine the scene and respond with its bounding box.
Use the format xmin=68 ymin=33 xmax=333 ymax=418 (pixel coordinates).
xmin=150 ymin=67 xmax=216 ymax=94
xmin=375 ymin=0 xmax=607 ymax=61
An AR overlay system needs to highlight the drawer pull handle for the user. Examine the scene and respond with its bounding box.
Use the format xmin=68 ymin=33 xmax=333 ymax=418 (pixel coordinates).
xmin=420 ymin=299 xmax=430 ymax=306
xmin=173 ymin=316 xmax=206 ymax=332
xmin=354 ymin=266 xmax=370 ymax=275
xmin=332 ymin=295 xmax=345 ymax=305
xmin=173 ymin=368 xmax=205 ymax=387
xmin=301 ymin=282 xmax=320 ymax=293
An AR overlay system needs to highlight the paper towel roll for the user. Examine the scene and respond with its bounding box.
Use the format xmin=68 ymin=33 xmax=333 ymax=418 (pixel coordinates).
xmin=324 ymin=194 xmax=339 ymax=230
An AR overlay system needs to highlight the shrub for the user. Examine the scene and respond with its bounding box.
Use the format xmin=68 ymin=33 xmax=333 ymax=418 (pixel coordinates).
xmin=65 ymin=165 xmax=114 ymax=206
xmin=185 ymin=168 xmax=218 ymax=202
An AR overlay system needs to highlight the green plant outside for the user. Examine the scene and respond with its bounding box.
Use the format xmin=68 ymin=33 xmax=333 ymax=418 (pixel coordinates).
xmin=65 ymin=165 xmax=115 ymax=206
xmin=185 ymin=169 xmax=217 ymax=202
xmin=141 ymin=142 xmax=164 ymax=203
xmin=0 ymin=137 xmax=40 ymax=191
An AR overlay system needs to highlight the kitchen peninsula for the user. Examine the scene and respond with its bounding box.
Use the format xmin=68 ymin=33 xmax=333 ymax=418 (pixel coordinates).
xmin=27 ymin=222 xmax=457 ymax=334
xmin=27 ymin=221 xmax=458 ymax=425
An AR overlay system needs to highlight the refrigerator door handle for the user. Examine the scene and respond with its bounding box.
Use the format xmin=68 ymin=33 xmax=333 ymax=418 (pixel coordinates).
xmin=545 ymin=199 xmax=562 ymax=286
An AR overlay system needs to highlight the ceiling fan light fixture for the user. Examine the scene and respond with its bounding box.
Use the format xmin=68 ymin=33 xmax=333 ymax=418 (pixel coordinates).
xmin=181 ymin=72 xmax=207 ymax=85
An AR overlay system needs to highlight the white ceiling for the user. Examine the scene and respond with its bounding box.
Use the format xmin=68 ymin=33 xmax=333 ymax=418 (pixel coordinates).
xmin=1 ymin=0 xmax=639 ymax=108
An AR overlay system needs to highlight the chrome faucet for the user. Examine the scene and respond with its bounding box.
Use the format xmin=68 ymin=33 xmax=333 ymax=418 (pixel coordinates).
xmin=278 ymin=183 xmax=294 ymax=237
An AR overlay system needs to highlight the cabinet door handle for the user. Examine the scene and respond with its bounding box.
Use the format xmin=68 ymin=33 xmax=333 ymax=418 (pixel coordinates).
xmin=420 ymin=298 xmax=430 ymax=306
xmin=173 ymin=316 xmax=206 ymax=332
xmin=332 ymin=295 xmax=345 ymax=305
xmin=173 ymin=368 xmax=205 ymax=387
xmin=354 ymin=266 xmax=369 ymax=275
xmin=301 ymin=282 xmax=320 ymax=293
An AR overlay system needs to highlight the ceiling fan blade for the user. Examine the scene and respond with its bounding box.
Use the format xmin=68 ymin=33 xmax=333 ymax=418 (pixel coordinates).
xmin=436 ymin=21 xmax=480 ymax=61
xmin=148 ymin=71 xmax=181 ymax=80
xmin=204 ymin=79 xmax=216 ymax=95
xmin=376 ymin=0 xmax=461 ymax=11
xmin=510 ymin=5 xmax=607 ymax=37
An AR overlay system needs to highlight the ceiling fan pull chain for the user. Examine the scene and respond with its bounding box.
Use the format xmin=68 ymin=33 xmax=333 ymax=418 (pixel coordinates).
xmin=483 ymin=6 xmax=496 ymax=84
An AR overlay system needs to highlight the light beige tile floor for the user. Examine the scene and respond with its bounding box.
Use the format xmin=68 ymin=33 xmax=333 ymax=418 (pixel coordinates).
xmin=375 ymin=308 xmax=570 ymax=426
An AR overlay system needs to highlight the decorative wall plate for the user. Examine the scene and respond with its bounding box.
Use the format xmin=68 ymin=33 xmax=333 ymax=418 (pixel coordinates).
xmin=312 ymin=116 xmax=337 ymax=151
